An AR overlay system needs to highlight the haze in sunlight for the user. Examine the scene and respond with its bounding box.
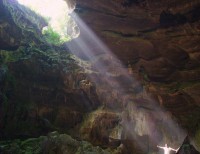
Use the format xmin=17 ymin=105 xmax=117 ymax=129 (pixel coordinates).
xmin=67 ymin=13 xmax=186 ymax=151
xmin=17 ymin=0 xmax=80 ymax=44
xmin=13 ymin=0 xmax=187 ymax=150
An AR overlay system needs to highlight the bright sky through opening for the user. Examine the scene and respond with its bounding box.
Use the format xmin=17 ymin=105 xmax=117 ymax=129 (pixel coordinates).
xmin=17 ymin=0 xmax=79 ymax=43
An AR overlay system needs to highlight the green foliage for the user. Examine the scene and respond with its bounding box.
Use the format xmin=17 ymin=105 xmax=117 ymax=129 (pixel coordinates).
xmin=42 ymin=28 xmax=63 ymax=45
xmin=42 ymin=26 xmax=70 ymax=45
xmin=3 ymin=0 xmax=76 ymax=46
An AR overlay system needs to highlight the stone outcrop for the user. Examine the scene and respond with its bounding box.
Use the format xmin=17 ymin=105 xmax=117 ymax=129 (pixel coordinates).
xmin=0 ymin=131 xmax=114 ymax=154
xmin=0 ymin=0 xmax=22 ymax=50
xmin=177 ymin=136 xmax=200 ymax=154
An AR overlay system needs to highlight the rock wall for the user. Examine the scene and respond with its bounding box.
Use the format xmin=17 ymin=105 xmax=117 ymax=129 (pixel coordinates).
xmin=0 ymin=0 xmax=200 ymax=154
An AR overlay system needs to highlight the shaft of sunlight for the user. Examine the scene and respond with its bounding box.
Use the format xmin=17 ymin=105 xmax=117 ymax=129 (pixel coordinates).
xmin=67 ymin=11 xmax=186 ymax=151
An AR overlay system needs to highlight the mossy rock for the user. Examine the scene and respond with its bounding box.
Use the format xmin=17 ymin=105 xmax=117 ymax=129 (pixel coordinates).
xmin=0 ymin=132 xmax=113 ymax=154
xmin=0 ymin=137 xmax=45 ymax=154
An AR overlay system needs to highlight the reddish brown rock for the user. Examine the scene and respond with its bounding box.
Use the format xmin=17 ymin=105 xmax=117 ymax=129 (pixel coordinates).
xmin=136 ymin=58 xmax=175 ymax=81
xmin=159 ymin=45 xmax=189 ymax=68
xmin=177 ymin=70 xmax=200 ymax=82
xmin=1 ymin=0 xmax=200 ymax=154
xmin=183 ymin=84 xmax=200 ymax=107
xmin=159 ymin=92 xmax=200 ymax=131
xmin=80 ymin=111 xmax=120 ymax=146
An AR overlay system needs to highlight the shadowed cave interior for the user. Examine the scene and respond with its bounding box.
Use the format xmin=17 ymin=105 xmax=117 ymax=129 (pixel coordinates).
xmin=1 ymin=0 xmax=200 ymax=153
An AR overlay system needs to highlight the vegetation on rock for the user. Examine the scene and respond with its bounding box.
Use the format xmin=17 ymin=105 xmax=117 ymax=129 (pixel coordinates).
xmin=0 ymin=132 xmax=113 ymax=154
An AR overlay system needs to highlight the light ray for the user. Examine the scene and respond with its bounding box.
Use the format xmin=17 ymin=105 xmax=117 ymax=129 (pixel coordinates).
xmin=67 ymin=11 xmax=187 ymax=152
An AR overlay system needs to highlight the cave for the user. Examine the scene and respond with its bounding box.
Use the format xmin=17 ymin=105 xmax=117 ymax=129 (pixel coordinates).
xmin=0 ymin=0 xmax=200 ymax=154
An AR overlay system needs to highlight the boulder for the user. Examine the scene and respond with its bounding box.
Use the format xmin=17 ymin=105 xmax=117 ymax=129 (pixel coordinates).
xmin=177 ymin=136 xmax=200 ymax=154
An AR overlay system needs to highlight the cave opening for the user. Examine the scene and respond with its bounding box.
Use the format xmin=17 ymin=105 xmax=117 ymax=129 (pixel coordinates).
xmin=15 ymin=0 xmax=80 ymax=45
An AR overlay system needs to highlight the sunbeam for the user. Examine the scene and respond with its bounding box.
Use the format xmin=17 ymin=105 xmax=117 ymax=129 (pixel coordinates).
xmin=1 ymin=0 xmax=200 ymax=153
xmin=66 ymin=11 xmax=187 ymax=152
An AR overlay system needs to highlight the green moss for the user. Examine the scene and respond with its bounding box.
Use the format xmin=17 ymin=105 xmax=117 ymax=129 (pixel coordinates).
xmin=0 ymin=132 xmax=113 ymax=154
xmin=0 ymin=46 xmax=34 ymax=65
xmin=42 ymin=27 xmax=70 ymax=45
xmin=76 ymin=141 xmax=110 ymax=154
xmin=0 ymin=137 xmax=45 ymax=154
xmin=3 ymin=0 xmax=78 ymax=46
